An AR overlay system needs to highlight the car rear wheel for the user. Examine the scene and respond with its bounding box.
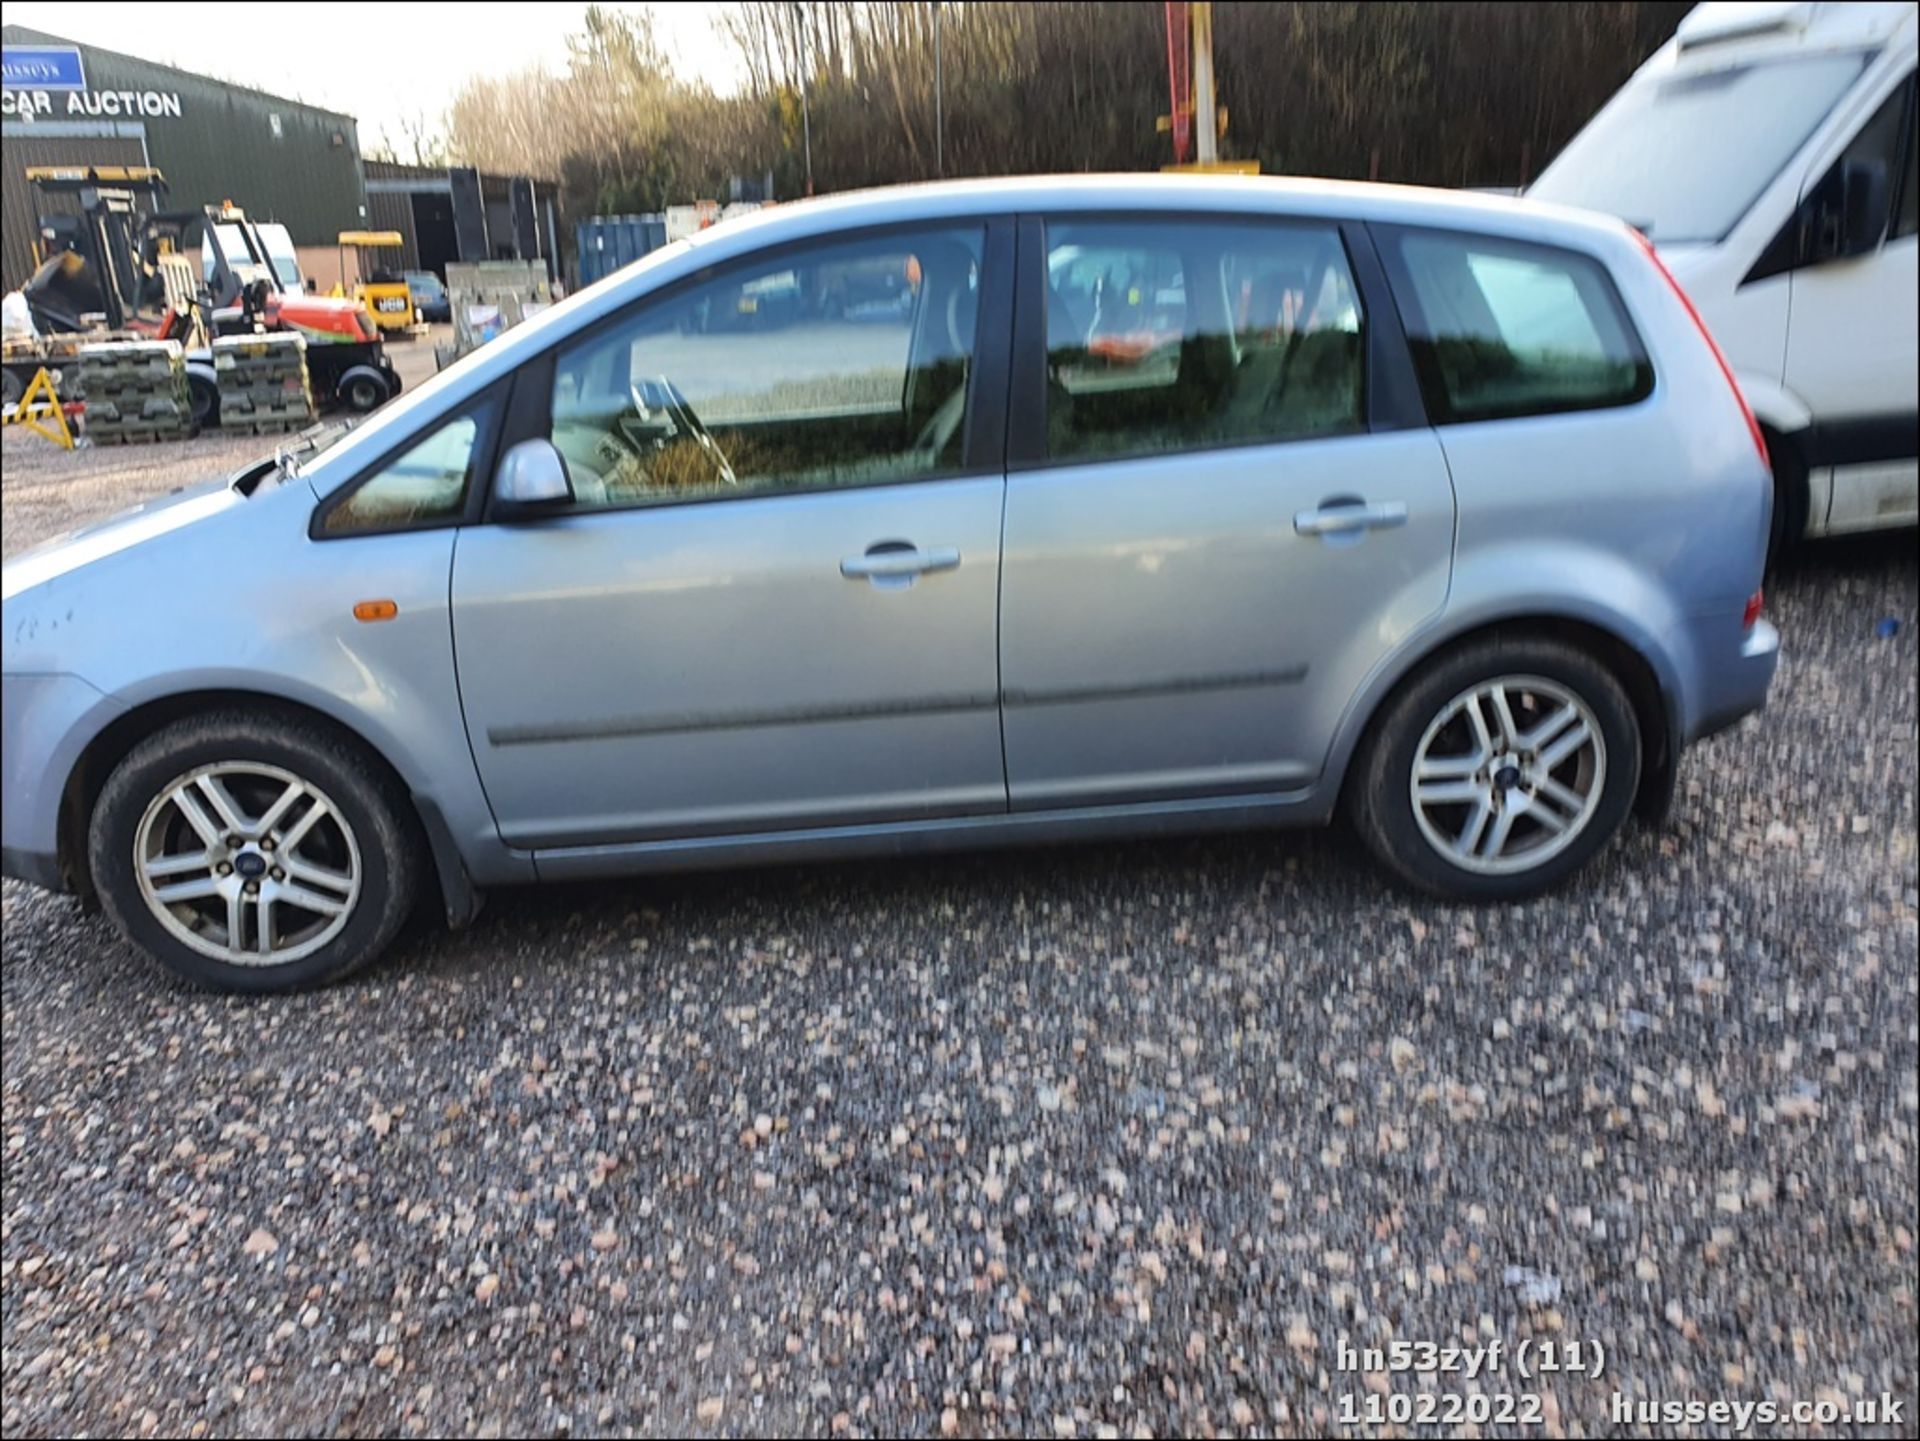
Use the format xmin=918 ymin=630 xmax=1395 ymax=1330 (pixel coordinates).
xmin=89 ymin=710 xmax=418 ymax=992
xmin=1349 ymin=639 xmax=1641 ymax=901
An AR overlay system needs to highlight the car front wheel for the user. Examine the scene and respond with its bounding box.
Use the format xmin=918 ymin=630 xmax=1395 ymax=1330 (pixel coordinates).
xmin=1349 ymin=639 xmax=1641 ymax=901
xmin=88 ymin=710 xmax=419 ymax=992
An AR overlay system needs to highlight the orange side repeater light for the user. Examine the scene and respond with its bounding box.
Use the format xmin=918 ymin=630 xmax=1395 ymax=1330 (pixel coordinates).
xmin=353 ymin=600 xmax=398 ymax=622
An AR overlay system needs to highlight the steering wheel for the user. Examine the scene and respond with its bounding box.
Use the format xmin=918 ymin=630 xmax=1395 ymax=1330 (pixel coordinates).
xmin=635 ymin=376 xmax=736 ymax=486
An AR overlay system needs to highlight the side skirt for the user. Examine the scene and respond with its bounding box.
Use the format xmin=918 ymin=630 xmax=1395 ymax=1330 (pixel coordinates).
xmin=529 ymin=787 xmax=1332 ymax=881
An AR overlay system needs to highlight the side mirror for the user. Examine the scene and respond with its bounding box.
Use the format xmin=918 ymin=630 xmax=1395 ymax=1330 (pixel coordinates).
xmin=1839 ymin=157 xmax=1889 ymax=257
xmin=492 ymin=438 xmax=574 ymax=516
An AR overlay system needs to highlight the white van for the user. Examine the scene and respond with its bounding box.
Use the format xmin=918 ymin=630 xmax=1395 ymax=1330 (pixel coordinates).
xmin=1531 ymin=0 xmax=1917 ymax=553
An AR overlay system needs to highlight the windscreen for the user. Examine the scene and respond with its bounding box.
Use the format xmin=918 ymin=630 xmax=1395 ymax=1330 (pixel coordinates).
xmin=256 ymin=223 xmax=304 ymax=290
xmin=202 ymin=222 xmax=278 ymax=290
xmin=1530 ymin=52 xmax=1871 ymax=242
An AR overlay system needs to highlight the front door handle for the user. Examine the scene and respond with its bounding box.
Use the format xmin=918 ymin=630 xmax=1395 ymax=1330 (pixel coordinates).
xmin=1294 ymin=500 xmax=1409 ymax=537
xmin=840 ymin=544 xmax=962 ymax=585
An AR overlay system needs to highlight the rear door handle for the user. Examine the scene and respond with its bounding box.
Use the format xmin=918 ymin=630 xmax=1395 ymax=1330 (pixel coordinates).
xmin=1294 ymin=500 xmax=1408 ymax=537
xmin=840 ymin=544 xmax=962 ymax=583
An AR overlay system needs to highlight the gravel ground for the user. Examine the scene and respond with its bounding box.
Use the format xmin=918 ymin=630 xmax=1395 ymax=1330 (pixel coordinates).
xmin=1 ymin=434 xmax=1915 ymax=1437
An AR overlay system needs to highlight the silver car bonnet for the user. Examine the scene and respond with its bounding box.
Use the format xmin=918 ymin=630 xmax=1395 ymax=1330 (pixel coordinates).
xmin=2 ymin=478 xmax=242 ymax=601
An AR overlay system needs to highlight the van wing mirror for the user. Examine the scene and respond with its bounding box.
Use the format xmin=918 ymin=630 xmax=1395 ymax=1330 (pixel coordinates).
xmin=492 ymin=438 xmax=574 ymax=515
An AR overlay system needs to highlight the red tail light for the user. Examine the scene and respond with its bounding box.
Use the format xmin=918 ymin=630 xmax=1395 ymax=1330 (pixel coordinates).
xmin=1743 ymin=589 xmax=1765 ymax=630
xmin=1630 ymin=227 xmax=1769 ymax=469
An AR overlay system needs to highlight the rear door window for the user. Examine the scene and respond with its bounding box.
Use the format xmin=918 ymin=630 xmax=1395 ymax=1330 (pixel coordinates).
xmin=1378 ymin=229 xmax=1652 ymax=424
xmin=1041 ymin=218 xmax=1365 ymax=462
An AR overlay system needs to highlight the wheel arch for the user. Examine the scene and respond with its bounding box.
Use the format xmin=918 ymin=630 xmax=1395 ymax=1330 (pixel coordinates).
xmin=58 ymin=688 xmax=479 ymax=926
xmin=1732 ymin=372 xmax=1812 ymax=440
xmin=1333 ymin=613 xmax=1678 ymax=824
xmin=1758 ymin=419 xmax=1812 ymax=556
xmin=1736 ymin=375 xmax=1816 ymax=549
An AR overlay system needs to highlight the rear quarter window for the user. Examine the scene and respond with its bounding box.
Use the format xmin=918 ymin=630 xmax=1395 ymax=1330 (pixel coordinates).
xmin=1379 ymin=228 xmax=1652 ymax=425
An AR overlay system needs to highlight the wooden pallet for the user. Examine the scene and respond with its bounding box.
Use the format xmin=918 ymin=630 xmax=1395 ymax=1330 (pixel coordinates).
xmin=218 ymin=389 xmax=312 ymax=407
xmin=81 ymin=402 xmax=191 ymax=422
xmin=219 ymin=415 xmax=311 ymax=436
xmin=78 ymin=365 xmax=181 ymax=383
xmin=87 ymin=425 xmax=192 ymax=446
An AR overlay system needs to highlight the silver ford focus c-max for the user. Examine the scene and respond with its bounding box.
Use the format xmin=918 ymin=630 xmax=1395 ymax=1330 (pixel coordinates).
xmin=1 ymin=175 xmax=1780 ymax=992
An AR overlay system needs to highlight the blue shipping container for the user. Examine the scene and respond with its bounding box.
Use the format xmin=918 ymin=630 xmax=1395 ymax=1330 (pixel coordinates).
xmin=576 ymin=215 xmax=668 ymax=286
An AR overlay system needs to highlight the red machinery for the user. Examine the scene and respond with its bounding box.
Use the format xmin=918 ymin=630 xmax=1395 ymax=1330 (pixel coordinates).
xmin=8 ymin=168 xmax=399 ymax=422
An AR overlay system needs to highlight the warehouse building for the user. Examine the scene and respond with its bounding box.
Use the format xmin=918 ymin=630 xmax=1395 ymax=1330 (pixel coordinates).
xmin=3 ymin=28 xmax=562 ymax=298
xmin=365 ymin=160 xmax=563 ymax=284
xmin=1 ymin=25 xmax=369 ymax=290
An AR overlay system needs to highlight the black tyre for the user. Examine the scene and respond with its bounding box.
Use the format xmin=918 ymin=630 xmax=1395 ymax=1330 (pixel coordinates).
xmin=1348 ymin=638 xmax=1642 ymax=901
xmin=88 ymin=709 xmax=419 ymax=993
xmin=1765 ymin=437 xmax=1808 ymax=574
xmin=2 ymin=367 xmax=24 ymax=409
xmin=187 ymin=371 xmax=219 ymax=429
xmin=336 ymin=366 xmax=390 ymax=414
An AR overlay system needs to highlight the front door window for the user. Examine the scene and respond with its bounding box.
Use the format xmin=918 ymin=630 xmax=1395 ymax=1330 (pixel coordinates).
xmin=549 ymin=228 xmax=984 ymax=509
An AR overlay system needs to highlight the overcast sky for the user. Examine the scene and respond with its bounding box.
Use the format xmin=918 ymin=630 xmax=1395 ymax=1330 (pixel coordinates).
xmin=4 ymin=2 xmax=748 ymax=151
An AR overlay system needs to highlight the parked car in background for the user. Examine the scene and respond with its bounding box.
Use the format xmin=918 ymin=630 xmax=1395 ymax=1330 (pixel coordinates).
xmin=1530 ymin=0 xmax=1918 ymax=557
xmin=2 ymin=174 xmax=1778 ymax=992
xmin=405 ymin=270 xmax=451 ymax=324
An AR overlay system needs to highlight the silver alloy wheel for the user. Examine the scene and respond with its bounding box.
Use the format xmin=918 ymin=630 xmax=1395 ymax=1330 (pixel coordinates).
xmin=1409 ymin=675 xmax=1606 ymax=876
xmin=132 ymin=762 xmax=362 ymax=967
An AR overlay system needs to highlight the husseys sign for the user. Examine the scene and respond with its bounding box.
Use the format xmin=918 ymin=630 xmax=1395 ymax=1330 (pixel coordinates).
xmin=2 ymin=45 xmax=184 ymax=122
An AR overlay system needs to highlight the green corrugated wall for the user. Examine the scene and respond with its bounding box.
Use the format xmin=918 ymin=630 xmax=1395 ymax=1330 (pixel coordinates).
xmin=3 ymin=26 xmax=366 ymax=260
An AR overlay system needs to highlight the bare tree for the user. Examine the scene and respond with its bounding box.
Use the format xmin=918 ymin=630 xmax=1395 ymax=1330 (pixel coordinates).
xmin=447 ymin=1 xmax=1690 ymax=218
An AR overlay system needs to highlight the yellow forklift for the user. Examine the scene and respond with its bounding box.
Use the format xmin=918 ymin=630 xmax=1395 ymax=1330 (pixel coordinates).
xmin=334 ymin=231 xmax=422 ymax=337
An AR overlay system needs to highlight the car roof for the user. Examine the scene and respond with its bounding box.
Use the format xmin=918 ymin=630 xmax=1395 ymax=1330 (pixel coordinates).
xmin=685 ymin=174 xmax=1634 ymax=256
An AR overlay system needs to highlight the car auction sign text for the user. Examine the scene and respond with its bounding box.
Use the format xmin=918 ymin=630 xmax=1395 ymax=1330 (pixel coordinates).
xmin=3 ymin=45 xmax=182 ymax=122
xmin=3 ymin=89 xmax=184 ymax=120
